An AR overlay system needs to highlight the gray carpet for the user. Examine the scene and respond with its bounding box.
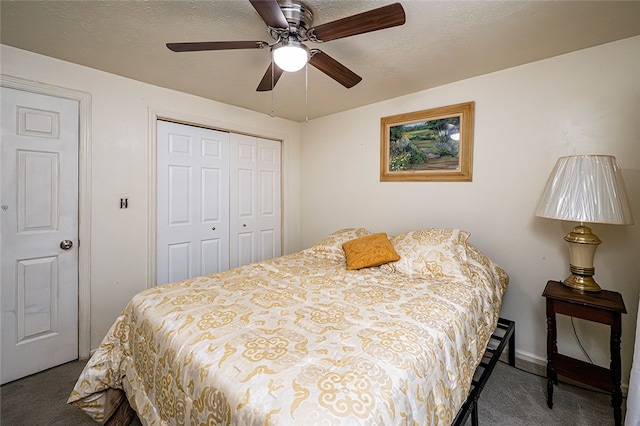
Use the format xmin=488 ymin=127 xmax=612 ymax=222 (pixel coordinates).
xmin=0 ymin=358 xmax=619 ymax=425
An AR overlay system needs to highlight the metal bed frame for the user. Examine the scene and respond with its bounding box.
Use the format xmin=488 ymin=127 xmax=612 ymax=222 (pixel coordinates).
xmin=452 ymin=317 xmax=516 ymax=426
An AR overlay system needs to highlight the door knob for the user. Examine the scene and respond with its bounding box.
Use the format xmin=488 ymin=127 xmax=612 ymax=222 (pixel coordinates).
xmin=60 ymin=240 xmax=73 ymax=250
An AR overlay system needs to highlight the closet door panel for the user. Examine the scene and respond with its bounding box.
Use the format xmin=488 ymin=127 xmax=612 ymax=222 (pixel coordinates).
xmin=167 ymin=242 xmax=191 ymax=283
xmin=157 ymin=121 xmax=230 ymax=285
xmin=259 ymin=229 xmax=277 ymax=261
xmin=230 ymin=135 xmax=281 ymax=269
xmin=256 ymin=139 xmax=281 ymax=261
xmin=168 ymin=165 xmax=191 ymax=225
xmin=230 ymin=133 xmax=257 ymax=269
xmin=201 ymin=238 xmax=223 ymax=276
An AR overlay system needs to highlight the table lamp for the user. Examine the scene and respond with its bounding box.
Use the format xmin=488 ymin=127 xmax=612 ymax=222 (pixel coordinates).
xmin=536 ymin=155 xmax=634 ymax=292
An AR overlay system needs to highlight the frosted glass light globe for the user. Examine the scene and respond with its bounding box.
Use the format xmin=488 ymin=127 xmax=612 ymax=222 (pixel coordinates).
xmin=273 ymin=41 xmax=309 ymax=72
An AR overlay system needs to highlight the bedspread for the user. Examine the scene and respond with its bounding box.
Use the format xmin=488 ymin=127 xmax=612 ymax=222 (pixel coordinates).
xmin=69 ymin=229 xmax=508 ymax=425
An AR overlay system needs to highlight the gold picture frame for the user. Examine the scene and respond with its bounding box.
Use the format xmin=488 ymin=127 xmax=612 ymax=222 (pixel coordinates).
xmin=380 ymin=101 xmax=474 ymax=182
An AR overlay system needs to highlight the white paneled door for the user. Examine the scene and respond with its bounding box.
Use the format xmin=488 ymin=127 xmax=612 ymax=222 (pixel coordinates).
xmin=229 ymin=133 xmax=281 ymax=269
xmin=156 ymin=120 xmax=231 ymax=285
xmin=0 ymin=87 xmax=79 ymax=384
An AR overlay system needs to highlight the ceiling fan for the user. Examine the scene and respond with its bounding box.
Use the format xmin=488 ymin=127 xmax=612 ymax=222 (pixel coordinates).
xmin=166 ymin=0 xmax=406 ymax=92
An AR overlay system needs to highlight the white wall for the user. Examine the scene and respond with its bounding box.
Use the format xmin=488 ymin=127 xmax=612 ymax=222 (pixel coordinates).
xmin=1 ymin=45 xmax=302 ymax=349
xmin=300 ymin=36 xmax=640 ymax=384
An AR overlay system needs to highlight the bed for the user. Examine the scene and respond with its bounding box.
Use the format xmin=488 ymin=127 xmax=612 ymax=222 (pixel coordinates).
xmin=69 ymin=228 xmax=508 ymax=425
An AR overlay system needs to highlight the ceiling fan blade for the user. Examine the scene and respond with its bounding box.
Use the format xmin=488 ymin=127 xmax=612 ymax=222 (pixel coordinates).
xmin=256 ymin=63 xmax=285 ymax=92
xmin=309 ymin=3 xmax=405 ymax=42
xmin=249 ymin=0 xmax=289 ymax=29
xmin=309 ymin=50 xmax=362 ymax=89
xmin=167 ymin=41 xmax=268 ymax=52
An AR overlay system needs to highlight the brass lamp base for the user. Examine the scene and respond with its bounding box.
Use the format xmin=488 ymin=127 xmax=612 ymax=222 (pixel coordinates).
xmin=563 ymin=269 xmax=601 ymax=292
xmin=562 ymin=225 xmax=602 ymax=292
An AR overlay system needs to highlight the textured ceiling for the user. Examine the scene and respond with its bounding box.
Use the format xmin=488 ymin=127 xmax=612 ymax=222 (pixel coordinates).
xmin=2 ymin=1 xmax=639 ymax=122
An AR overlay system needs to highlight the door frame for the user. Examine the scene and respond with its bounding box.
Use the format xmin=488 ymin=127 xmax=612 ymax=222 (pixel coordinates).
xmin=147 ymin=109 xmax=285 ymax=288
xmin=1 ymin=74 xmax=92 ymax=359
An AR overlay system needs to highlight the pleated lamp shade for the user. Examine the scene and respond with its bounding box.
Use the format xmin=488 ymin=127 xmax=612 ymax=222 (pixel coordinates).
xmin=536 ymin=155 xmax=633 ymax=225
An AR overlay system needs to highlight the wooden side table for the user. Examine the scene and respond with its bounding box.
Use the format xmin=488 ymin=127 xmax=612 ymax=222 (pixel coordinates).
xmin=543 ymin=280 xmax=627 ymax=425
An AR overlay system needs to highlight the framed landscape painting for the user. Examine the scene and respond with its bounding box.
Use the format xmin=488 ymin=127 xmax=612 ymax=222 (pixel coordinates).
xmin=380 ymin=101 xmax=474 ymax=182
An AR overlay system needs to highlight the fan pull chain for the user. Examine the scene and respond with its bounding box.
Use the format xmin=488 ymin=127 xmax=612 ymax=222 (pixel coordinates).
xmin=305 ymin=63 xmax=309 ymax=123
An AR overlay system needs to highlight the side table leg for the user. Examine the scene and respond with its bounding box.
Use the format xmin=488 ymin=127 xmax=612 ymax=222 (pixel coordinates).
xmin=546 ymin=368 xmax=554 ymax=409
xmin=546 ymin=307 xmax=557 ymax=409
xmin=611 ymin=317 xmax=623 ymax=426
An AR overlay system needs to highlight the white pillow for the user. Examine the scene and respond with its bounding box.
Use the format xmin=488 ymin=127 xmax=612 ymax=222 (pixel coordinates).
xmin=308 ymin=228 xmax=372 ymax=262
xmin=385 ymin=228 xmax=470 ymax=278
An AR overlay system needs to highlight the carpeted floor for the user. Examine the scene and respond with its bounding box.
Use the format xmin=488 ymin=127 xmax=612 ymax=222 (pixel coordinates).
xmin=0 ymin=358 xmax=619 ymax=425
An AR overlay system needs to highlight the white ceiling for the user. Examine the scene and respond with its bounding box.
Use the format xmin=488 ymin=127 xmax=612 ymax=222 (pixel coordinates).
xmin=2 ymin=1 xmax=639 ymax=122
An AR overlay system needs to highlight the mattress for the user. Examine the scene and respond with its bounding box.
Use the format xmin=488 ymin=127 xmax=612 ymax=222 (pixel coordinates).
xmin=69 ymin=228 xmax=508 ymax=425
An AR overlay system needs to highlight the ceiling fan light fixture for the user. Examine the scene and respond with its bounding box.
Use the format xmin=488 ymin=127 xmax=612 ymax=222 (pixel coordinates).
xmin=273 ymin=40 xmax=309 ymax=72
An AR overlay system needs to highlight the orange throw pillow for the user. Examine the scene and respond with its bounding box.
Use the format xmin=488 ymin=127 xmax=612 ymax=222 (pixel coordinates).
xmin=342 ymin=233 xmax=400 ymax=270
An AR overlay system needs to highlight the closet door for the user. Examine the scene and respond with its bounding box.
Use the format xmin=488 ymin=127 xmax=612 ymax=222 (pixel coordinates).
xmin=229 ymin=134 xmax=281 ymax=269
xmin=156 ymin=121 xmax=230 ymax=285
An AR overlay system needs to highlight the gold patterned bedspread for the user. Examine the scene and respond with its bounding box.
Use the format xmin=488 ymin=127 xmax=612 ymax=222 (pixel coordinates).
xmin=69 ymin=228 xmax=508 ymax=425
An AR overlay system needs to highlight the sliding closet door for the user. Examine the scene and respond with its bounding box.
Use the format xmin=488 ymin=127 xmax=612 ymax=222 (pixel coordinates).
xmin=229 ymin=133 xmax=281 ymax=269
xmin=156 ymin=120 xmax=230 ymax=285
